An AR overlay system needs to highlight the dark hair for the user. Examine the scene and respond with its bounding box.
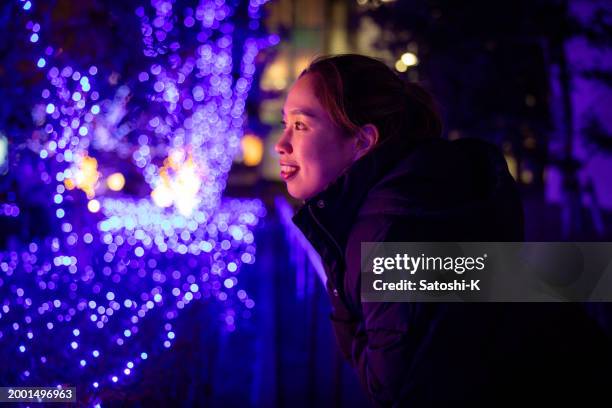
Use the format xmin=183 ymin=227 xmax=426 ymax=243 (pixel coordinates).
xmin=299 ymin=54 xmax=442 ymax=149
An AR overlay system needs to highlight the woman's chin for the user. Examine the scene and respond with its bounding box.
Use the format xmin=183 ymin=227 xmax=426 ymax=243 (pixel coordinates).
xmin=287 ymin=188 xmax=307 ymax=201
xmin=286 ymin=183 xmax=313 ymax=201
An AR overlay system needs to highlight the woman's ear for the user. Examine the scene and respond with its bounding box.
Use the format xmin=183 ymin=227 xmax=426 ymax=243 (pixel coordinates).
xmin=353 ymin=124 xmax=379 ymax=161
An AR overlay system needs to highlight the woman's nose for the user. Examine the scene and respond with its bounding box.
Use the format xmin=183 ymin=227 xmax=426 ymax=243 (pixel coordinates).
xmin=274 ymin=131 xmax=293 ymax=155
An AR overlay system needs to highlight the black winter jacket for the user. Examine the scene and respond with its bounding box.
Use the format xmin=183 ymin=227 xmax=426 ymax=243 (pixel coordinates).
xmin=293 ymin=137 xmax=611 ymax=407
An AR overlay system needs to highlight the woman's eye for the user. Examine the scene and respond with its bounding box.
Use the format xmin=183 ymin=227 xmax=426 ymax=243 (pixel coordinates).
xmin=280 ymin=120 xmax=306 ymax=131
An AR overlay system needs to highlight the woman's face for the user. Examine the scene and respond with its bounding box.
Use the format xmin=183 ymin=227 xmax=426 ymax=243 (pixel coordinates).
xmin=275 ymin=74 xmax=357 ymax=200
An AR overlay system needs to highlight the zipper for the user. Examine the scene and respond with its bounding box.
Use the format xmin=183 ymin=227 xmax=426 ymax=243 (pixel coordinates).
xmin=307 ymin=203 xmax=360 ymax=315
xmin=307 ymin=203 xmax=343 ymax=260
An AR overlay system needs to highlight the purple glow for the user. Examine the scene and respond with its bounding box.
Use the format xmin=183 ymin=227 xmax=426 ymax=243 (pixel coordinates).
xmin=3 ymin=0 xmax=271 ymax=402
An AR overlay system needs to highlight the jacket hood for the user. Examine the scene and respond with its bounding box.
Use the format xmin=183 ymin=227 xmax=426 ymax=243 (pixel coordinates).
xmin=360 ymin=138 xmax=524 ymax=236
xmin=292 ymin=137 xmax=524 ymax=263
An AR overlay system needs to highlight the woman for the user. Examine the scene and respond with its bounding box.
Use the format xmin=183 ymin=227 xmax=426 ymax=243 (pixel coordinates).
xmin=276 ymin=54 xmax=609 ymax=407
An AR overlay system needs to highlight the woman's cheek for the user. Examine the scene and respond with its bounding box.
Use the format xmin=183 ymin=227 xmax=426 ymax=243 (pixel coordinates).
xmin=300 ymin=132 xmax=332 ymax=182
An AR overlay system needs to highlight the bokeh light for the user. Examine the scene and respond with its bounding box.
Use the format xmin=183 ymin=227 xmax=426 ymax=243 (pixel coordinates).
xmin=1 ymin=0 xmax=273 ymax=405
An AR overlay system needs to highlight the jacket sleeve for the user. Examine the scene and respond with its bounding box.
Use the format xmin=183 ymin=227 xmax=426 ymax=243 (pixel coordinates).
xmin=331 ymin=215 xmax=434 ymax=407
xmin=349 ymin=303 xmax=417 ymax=407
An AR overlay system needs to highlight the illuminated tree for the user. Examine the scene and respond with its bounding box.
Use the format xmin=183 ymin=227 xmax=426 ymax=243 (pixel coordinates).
xmin=0 ymin=0 xmax=275 ymax=404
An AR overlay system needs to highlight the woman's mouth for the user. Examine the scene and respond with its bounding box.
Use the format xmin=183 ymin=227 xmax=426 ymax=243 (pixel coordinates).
xmin=280 ymin=164 xmax=299 ymax=181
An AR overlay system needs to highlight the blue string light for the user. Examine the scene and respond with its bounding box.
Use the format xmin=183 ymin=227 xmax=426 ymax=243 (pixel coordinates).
xmin=2 ymin=0 xmax=275 ymax=405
